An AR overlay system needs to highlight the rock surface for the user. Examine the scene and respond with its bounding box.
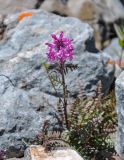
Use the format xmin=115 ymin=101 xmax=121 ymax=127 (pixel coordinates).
xmin=104 ymin=38 xmax=123 ymax=62
xmin=25 ymin=145 xmax=84 ymax=160
xmin=0 ymin=9 xmax=114 ymax=158
xmin=104 ymin=38 xmax=124 ymax=77
xmin=115 ymin=71 xmax=124 ymax=159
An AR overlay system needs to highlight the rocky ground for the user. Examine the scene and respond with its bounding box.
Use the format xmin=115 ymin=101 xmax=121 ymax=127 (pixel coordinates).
xmin=0 ymin=0 xmax=124 ymax=159
xmin=0 ymin=9 xmax=115 ymax=158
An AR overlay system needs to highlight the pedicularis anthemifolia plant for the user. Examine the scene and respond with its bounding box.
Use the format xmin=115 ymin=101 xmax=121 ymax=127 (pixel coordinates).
xmin=45 ymin=31 xmax=74 ymax=129
xmin=38 ymin=31 xmax=117 ymax=159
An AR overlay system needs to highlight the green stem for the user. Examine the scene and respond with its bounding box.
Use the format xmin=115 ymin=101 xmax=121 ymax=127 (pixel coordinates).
xmin=60 ymin=62 xmax=68 ymax=129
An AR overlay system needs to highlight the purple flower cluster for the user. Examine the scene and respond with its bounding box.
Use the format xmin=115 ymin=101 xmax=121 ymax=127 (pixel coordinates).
xmin=45 ymin=31 xmax=74 ymax=63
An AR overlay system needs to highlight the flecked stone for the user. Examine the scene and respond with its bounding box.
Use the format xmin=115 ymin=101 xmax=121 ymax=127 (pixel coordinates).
xmin=115 ymin=71 xmax=124 ymax=159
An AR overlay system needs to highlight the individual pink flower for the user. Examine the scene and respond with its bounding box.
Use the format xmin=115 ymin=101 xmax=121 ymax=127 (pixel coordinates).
xmin=45 ymin=31 xmax=74 ymax=63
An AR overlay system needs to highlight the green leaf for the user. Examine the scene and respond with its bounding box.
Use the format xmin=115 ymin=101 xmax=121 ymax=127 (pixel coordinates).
xmin=118 ymin=39 xmax=124 ymax=48
xmin=43 ymin=63 xmax=50 ymax=70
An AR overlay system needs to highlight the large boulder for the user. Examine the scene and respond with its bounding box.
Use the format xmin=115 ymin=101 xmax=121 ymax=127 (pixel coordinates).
xmin=0 ymin=9 xmax=114 ymax=158
xmin=115 ymin=71 xmax=124 ymax=159
xmin=104 ymin=38 xmax=123 ymax=62
xmin=104 ymin=38 xmax=124 ymax=77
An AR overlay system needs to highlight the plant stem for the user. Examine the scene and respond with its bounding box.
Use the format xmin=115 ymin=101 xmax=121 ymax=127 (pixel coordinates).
xmin=60 ymin=62 xmax=68 ymax=129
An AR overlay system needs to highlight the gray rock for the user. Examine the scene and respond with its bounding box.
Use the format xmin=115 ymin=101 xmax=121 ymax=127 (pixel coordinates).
xmin=104 ymin=38 xmax=123 ymax=61
xmin=0 ymin=9 xmax=114 ymax=158
xmin=115 ymin=71 xmax=124 ymax=159
xmin=104 ymin=38 xmax=124 ymax=77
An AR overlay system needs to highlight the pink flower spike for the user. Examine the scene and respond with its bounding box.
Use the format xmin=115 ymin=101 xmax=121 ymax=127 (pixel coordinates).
xmin=45 ymin=31 xmax=74 ymax=63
